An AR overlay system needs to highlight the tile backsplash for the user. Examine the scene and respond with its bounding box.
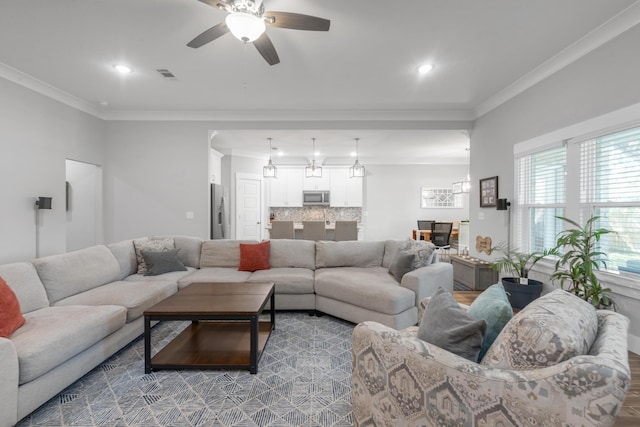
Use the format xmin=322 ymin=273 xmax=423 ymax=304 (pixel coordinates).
xmin=270 ymin=207 xmax=361 ymax=223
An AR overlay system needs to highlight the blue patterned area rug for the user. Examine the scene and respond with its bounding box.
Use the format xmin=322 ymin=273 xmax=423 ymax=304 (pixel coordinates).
xmin=17 ymin=313 xmax=355 ymax=427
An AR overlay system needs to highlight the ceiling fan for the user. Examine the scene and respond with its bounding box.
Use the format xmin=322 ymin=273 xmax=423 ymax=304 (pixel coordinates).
xmin=187 ymin=0 xmax=330 ymax=66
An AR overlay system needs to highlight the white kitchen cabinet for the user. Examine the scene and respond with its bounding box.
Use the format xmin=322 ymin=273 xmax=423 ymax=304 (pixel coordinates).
xmin=303 ymin=173 xmax=331 ymax=191
xmin=268 ymin=168 xmax=303 ymax=207
xmin=329 ymin=168 xmax=363 ymax=207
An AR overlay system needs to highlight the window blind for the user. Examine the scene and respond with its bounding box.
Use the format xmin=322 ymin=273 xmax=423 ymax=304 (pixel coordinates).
xmin=579 ymin=127 xmax=640 ymax=272
xmin=514 ymin=145 xmax=566 ymax=253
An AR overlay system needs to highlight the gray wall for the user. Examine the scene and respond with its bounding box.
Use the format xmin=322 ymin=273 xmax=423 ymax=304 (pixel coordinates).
xmin=103 ymin=121 xmax=210 ymax=242
xmin=470 ymin=23 xmax=640 ymax=350
xmin=0 ymin=78 xmax=105 ymax=263
xmin=363 ymin=164 xmax=469 ymax=241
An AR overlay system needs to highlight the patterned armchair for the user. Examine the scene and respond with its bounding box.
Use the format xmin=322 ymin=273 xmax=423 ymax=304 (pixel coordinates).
xmin=351 ymin=291 xmax=631 ymax=427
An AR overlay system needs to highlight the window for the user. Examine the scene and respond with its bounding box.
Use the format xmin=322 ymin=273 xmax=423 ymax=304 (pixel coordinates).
xmin=515 ymin=126 xmax=640 ymax=274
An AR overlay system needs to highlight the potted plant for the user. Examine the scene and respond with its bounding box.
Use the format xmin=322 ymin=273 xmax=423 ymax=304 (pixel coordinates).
xmin=551 ymin=215 xmax=615 ymax=309
xmin=490 ymin=245 xmax=558 ymax=309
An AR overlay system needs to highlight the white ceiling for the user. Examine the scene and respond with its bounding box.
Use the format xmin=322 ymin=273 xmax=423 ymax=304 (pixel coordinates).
xmin=1 ymin=0 xmax=638 ymax=164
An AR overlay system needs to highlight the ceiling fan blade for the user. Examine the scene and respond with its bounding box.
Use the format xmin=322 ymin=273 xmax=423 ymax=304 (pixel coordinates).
xmin=187 ymin=22 xmax=229 ymax=48
xmin=253 ymin=33 xmax=280 ymax=66
xmin=264 ymin=12 xmax=330 ymax=31
xmin=197 ymin=0 xmax=232 ymax=12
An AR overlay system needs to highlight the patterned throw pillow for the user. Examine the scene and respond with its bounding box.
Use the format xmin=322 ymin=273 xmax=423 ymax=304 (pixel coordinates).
xmin=409 ymin=240 xmax=436 ymax=269
xmin=481 ymin=289 xmax=598 ymax=370
xmin=133 ymin=238 xmax=175 ymax=275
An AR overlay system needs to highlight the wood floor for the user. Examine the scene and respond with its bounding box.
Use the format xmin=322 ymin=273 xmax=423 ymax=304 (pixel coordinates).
xmin=452 ymin=291 xmax=640 ymax=425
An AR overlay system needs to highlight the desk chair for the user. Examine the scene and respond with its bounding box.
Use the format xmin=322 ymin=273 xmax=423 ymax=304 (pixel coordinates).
xmin=270 ymin=221 xmax=295 ymax=239
xmin=334 ymin=221 xmax=358 ymax=241
xmin=431 ymin=222 xmax=453 ymax=261
xmin=416 ymin=220 xmax=435 ymax=240
xmin=303 ymin=221 xmax=326 ymax=241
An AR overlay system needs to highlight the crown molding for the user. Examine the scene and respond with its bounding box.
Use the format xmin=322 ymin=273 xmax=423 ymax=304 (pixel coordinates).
xmin=0 ymin=62 xmax=105 ymax=119
xmin=475 ymin=1 xmax=640 ymax=118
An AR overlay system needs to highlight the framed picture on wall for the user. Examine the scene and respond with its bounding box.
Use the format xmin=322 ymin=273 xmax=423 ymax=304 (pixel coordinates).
xmin=480 ymin=176 xmax=498 ymax=207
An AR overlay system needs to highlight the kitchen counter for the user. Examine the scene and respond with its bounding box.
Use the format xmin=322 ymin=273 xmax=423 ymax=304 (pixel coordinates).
xmin=266 ymin=222 xmax=362 ymax=230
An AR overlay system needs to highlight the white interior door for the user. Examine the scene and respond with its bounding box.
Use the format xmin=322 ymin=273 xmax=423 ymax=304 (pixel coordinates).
xmin=65 ymin=159 xmax=102 ymax=251
xmin=236 ymin=174 xmax=263 ymax=241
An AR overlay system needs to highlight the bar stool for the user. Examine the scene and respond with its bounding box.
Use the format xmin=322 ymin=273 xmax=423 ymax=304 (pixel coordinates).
xmin=270 ymin=221 xmax=295 ymax=239
xmin=302 ymin=221 xmax=326 ymax=241
xmin=334 ymin=221 xmax=358 ymax=241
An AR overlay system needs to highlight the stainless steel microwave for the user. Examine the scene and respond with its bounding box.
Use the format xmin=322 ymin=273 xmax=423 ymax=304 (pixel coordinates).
xmin=303 ymin=191 xmax=330 ymax=206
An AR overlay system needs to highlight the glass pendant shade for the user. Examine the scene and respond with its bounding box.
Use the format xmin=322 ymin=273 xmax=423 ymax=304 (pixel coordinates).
xmin=349 ymin=138 xmax=365 ymax=178
xmin=225 ymin=12 xmax=266 ymax=42
xmin=263 ymin=159 xmax=277 ymax=178
xmin=305 ymin=138 xmax=322 ymax=177
xmin=263 ymin=138 xmax=277 ymax=178
xmin=453 ymin=148 xmax=471 ymax=194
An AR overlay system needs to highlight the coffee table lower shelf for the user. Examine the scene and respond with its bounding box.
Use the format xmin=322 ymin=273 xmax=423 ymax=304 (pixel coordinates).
xmin=149 ymin=321 xmax=273 ymax=373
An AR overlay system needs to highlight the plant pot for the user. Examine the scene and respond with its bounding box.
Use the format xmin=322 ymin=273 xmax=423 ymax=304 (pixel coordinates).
xmin=501 ymin=277 xmax=543 ymax=310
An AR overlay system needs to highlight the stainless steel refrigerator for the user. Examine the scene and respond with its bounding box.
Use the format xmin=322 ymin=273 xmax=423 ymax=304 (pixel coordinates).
xmin=210 ymin=184 xmax=226 ymax=239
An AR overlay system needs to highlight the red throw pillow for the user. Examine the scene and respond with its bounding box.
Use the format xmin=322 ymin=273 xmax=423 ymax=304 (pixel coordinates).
xmin=238 ymin=241 xmax=271 ymax=272
xmin=0 ymin=276 xmax=26 ymax=338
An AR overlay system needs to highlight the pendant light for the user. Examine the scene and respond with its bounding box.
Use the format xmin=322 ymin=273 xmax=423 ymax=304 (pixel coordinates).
xmin=263 ymin=138 xmax=277 ymax=178
xmin=452 ymin=147 xmax=471 ymax=194
xmin=349 ymin=137 xmax=365 ymax=178
xmin=305 ymin=138 xmax=322 ymax=178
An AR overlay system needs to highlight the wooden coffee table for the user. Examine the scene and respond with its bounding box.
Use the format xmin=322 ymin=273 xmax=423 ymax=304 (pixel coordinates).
xmin=144 ymin=281 xmax=275 ymax=374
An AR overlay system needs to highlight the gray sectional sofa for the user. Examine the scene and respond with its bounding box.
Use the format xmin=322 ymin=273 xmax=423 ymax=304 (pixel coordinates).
xmin=0 ymin=236 xmax=452 ymax=427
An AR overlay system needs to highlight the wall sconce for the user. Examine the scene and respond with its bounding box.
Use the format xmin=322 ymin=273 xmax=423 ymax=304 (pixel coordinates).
xmin=35 ymin=196 xmax=52 ymax=258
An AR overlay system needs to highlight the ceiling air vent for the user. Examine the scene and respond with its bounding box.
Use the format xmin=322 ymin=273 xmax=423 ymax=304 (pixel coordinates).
xmin=156 ymin=69 xmax=177 ymax=80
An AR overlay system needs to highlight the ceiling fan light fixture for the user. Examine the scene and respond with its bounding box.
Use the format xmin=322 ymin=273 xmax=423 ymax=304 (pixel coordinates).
xmin=225 ymin=12 xmax=266 ymax=43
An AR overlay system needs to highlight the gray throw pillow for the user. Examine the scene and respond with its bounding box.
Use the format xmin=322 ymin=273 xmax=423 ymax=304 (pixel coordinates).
xmin=418 ymin=287 xmax=487 ymax=362
xmin=388 ymin=250 xmax=416 ymax=282
xmin=141 ymin=249 xmax=187 ymax=276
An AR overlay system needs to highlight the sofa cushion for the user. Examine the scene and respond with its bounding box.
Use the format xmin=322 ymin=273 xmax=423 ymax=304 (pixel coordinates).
xmin=467 ymin=283 xmax=513 ymax=361
xmin=32 ymin=245 xmax=122 ymax=304
xmin=107 ymin=239 xmax=138 ymax=280
xmin=11 ymin=305 xmax=127 ymax=384
xmin=316 ymin=241 xmax=385 ymax=268
xmin=418 ymin=287 xmax=486 ymax=362
xmin=482 ymin=289 xmax=598 ymax=370
xmin=124 ymin=266 xmax=196 ymax=283
xmin=239 ymin=241 xmax=270 ymax=272
xmin=0 ymin=277 xmax=25 ymax=338
xmin=151 ymin=235 xmax=203 ymax=269
xmin=269 ymin=239 xmax=316 ymax=270
xmin=0 ymin=262 xmax=49 ymax=313
xmin=177 ymin=267 xmax=252 ymax=289
xmin=382 ymin=240 xmax=412 ymax=269
xmin=388 ymin=250 xmax=416 ymax=282
xmin=142 ymin=249 xmax=187 ymax=276
xmin=199 ymin=240 xmax=257 ymax=268
xmin=133 ymin=237 xmax=175 ymax=275
xmin=314 ymin=267 xmax=415 ymax=315
xmin=53 ymin=280 xmax=176 ymax=323
xmin=248 ymin=268 xmax=314 ymax=294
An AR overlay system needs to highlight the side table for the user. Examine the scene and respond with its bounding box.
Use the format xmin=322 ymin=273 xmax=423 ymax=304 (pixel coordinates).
xmin=450 ymin=255 xmax=498 ymax=291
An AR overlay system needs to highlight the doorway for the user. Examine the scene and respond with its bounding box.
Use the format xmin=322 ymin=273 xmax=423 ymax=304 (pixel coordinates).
xmin=235 ymin=173 xmax=263 ymax=241
xmin=65 ymin=159 xmax=102 ymax=251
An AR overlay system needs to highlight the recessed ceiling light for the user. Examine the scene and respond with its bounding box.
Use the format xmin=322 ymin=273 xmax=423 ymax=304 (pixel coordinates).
xmin=98 ymin=101 xmax=109 ymax=107
xmin=113 ymin=64 xmax=133 ymax=74
xmin=350 ymin=151 xmax=357 ymax=157
xmin=277 ymin=152 xmax=284 ymax=157
xmin=418 ymin=63 xmax=434 ymax=75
